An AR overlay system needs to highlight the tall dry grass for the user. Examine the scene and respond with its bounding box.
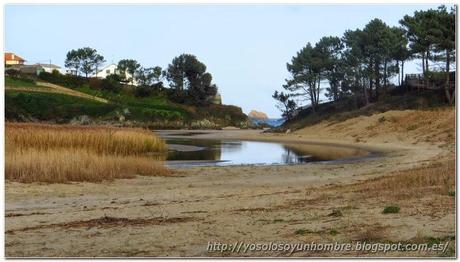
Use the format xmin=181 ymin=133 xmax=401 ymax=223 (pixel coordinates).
xmin=6 ymin=148 xmax=169 ymax=183
xmin=5 ymin=123 xmax=169 ymax=183
xmin=6 ymin=123 xmax=167 ymax=155
xmin=350 ymin=159 xmax=455 ymax=199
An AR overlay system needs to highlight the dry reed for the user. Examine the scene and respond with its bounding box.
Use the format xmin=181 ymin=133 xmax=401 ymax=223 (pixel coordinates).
xmin=6 ymin=123 xmax=167 ymax=155
xmin=350 ymin=159 xmax=455 ymax=199
xmin=5 ymin=123 xmax=170 ymax=183
xmin=6 ymin=148 xmax=169 ymax=183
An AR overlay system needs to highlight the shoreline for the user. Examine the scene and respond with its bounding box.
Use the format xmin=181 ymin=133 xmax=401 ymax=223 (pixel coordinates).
xmin=6 ymin=124 xmax=455 ymax=257
xmin=159 ymin=129 xmax=384 ymax=167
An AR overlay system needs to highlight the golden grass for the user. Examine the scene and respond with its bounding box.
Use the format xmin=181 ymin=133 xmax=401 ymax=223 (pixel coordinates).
xmin=6 ymin=148 xmax=169 ymax=183
xmin=349 ymin=158 xmax=455 ymax=199
xmin=6 ymin=123 xmax=167 ymax=155
xmin=6 ymin=123 xmax=169 ymax=183
xmin=296 ymin=107 xmax=455 ymax=145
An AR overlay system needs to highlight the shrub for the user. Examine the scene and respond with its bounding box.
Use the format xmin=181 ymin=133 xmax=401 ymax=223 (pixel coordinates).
xmin=102 ymin=74 xmax=123 ymax=92
xmin=5 ymin=68 xmax=21 ymax=78
xmin=135 ymin=86 xmax=153 ymax=97
xmin=38 ymin=71 xmax=86 ymax=88
xmin=330 ymin=229 xmax=338 ymax=236
xmin=382 ymin=204 xmax=400 ymax=214
xmin=328 ymin=209 xmax=343 ymax=217
xmin=295 ymin=229 xmax=307 ymax=235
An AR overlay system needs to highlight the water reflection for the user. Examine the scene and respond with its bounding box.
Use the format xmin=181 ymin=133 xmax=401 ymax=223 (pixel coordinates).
xmin=160 ymin=137 xmax=369 ymax=167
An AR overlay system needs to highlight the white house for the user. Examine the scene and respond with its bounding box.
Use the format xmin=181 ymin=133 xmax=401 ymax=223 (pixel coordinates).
xmin=94 ymin=63 xmax=118 ymax=78
xmin=35 ymin=63 xmax=62 ymax=74
xmin=93 ymin=63 xmax=139 ymax=86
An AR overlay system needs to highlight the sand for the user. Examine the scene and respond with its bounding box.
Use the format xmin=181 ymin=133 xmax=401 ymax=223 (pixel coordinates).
xmin=5 ymin=108 xmax=455 ymax=257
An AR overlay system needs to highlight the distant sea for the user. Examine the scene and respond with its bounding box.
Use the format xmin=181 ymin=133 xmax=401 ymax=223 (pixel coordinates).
xmin=250 ymin=118 xmax=284 ymax=127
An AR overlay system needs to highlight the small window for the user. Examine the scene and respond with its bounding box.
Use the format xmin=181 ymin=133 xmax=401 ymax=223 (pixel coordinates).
xmin=106 ymin=70 xmax=111 ymax=74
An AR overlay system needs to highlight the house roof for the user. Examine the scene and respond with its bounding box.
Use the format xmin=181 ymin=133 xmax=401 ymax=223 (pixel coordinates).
xmin=10 ymin=64 xmax=44 ymax=74
xmin=5 ymin=52 xmax=25 ymax=62
xmin=99 ymin=63 xmax=117 ymax=70
xmin=35 ymin=63 xmax=61 ymax=69
xmin=94 ymin=63 xmax=117 ymax=75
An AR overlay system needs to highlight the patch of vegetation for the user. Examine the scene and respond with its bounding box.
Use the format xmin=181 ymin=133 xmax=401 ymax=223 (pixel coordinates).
xmin=6 ymin=123 xmax=169 ymax=183
xmin=274 ymin=90 xmax=450 ymax=132
xmin=328 ymin=209 xmax=343 ymax=217
xmin=448 ymin=191 xmax=455 ymax=197
xmin=329 ymin=228 xmax=339 ymax=236
xmin=406 ymin=124 xmax=418 ymax=131
xmin=295 ymin=229 xmax=308 ymax=235
xmin=426 ymin=237 xmax=442 ymax=248
xmin=382 ymin=204 xmax=400 ymax=214
xmin=5 ymin=91 xmax=116 ymax=122
xmin=5 ymin=76 xmax=38 ymax=88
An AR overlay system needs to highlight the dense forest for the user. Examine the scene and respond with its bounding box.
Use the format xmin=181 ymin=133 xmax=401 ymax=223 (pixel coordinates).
xmin=273 ymin=5 xmax=456 ymax=120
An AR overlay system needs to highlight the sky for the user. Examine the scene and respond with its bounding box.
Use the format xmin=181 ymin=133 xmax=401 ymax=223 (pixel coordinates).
xmin=5 ymin=4 xmax=442 ymax=118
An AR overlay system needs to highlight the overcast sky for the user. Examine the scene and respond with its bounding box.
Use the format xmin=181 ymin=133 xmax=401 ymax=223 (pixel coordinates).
xmin=5 ymin=4 xmax=442 ymax=117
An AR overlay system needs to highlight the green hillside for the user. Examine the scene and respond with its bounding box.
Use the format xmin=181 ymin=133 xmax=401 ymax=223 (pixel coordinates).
xmin=5 ymin=76 xmax=248 ymax=129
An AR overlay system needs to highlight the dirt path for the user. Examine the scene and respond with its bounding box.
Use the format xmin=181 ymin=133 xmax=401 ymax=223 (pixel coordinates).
xmin=5 ymin=109 xmax=455 ymax=257
xmin=6 ymin=82 xmax=109 ymax=103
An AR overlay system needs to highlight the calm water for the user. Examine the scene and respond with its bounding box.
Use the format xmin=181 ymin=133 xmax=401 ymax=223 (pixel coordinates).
xmin=158 ymin=133 xmax=373 ymax=167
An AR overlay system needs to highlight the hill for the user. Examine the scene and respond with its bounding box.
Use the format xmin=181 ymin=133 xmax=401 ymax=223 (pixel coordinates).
xmin=295 ymin=107 xmax=454 ymax=146
xmin=273 ymin=88 xmax=452 ymax=133
xmin=5 ymin=76 xmax=249 ymax=129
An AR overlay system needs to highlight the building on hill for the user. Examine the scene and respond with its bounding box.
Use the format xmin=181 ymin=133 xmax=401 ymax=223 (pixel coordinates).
xmin=94 ymin=63 xmax=118 ymax=78
xmin=8 ymin=63 xmax=63 ymax=76
xmin=9 ymin=64 xmax=43 ymax=75
xmin=5 ymin=52 xmax=25 ymax=66
xmin=405 ymin=72 xmax=455 ymax=91
xmin=35 ymin=63 xmax=62 ymax=73
xmin=211 ymin=91 xmax=222 ymax=105
xmin=93 ymin=64 xmax=139 ymax=86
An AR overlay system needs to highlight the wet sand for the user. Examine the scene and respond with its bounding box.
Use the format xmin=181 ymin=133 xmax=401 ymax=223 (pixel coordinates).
xmin=5 ymin=112 xmax=455 ymax=257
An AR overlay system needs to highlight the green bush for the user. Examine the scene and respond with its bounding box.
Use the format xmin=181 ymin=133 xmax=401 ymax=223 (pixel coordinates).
xmin=382 ymin=204 xmax=400 ymax=214
xmin=295 ymin=229 xmax=307 ymax=235
xmin=329 ymin=229 xmax=338 ymax=236
xmin=88 ymin=75 xmax=122 ymax=93
xmin=328 ymin=209 xmax=343 ymax=217
xmin=38 ymin=71 xmax=86 ymax=88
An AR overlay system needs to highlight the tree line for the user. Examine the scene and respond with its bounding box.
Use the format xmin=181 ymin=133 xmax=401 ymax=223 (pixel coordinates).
xmin=273 ymin=5 xmax=455 ymax=120
xmin=64 ymin=48 xmax=217 ymax=105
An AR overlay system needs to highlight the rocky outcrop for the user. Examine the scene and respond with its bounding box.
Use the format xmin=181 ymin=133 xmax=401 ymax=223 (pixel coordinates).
xmin=248 ymin=110 xmax=268 ymax=119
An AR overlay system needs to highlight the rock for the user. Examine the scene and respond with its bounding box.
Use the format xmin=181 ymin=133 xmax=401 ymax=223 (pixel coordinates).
xmin=248 ymin=110 xmax=268 ymax=119
xmin=70 ymin=115 xmax=91 ymax=125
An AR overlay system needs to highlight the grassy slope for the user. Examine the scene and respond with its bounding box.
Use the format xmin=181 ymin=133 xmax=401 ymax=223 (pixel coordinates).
xmin=5 ymin=91 xmax=117 ymax=122
xmin=295 ymin=107 xmax=455 ymax=146
xmin=5 ymin=77 xmax=42 ymax=88
xmin=5 ymin=77 xmax=248 ymax=127
xmin=278 ymin=90 xmax=450 ymax=132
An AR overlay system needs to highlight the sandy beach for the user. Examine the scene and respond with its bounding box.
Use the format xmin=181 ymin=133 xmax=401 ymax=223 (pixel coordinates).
xmin=5 ymin=109 xmax=455 ymax=257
